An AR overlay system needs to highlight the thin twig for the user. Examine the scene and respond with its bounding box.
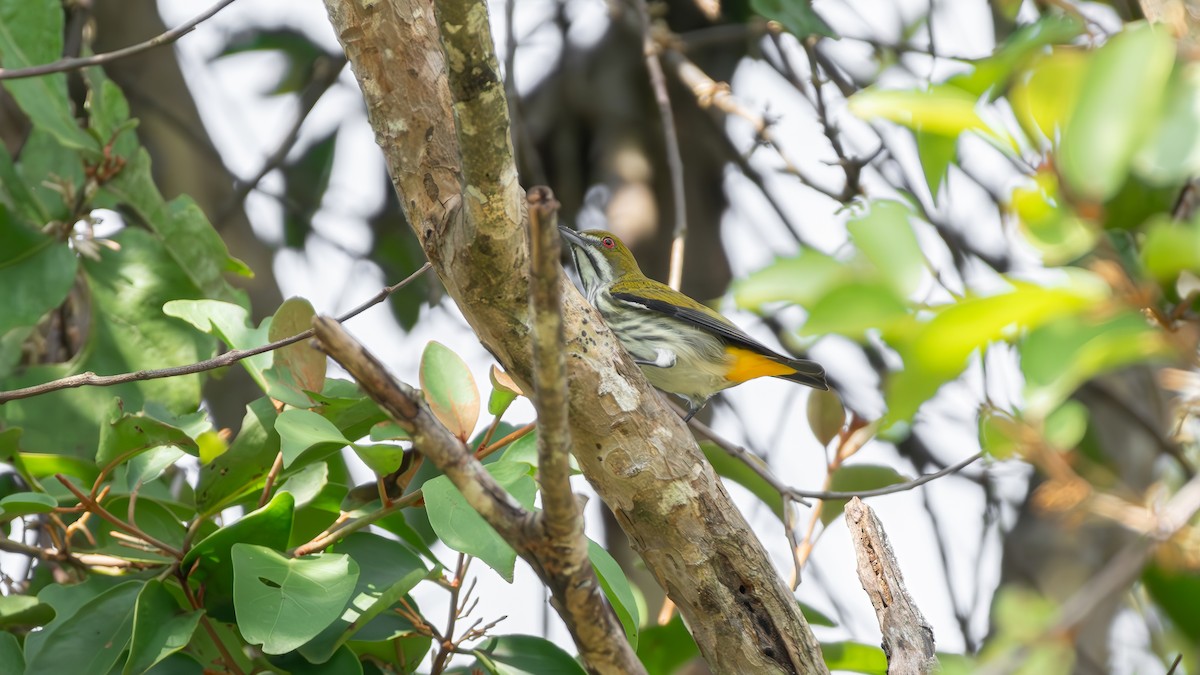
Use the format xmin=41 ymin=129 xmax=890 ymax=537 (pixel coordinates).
xmin=179 ymin=566 xmax=247 ymax=675
xmin=0 ymin=263 xmax=431 ymax=403
xmin=635 ymin=2 xmax=688 ymax=290
xmin=291 ymin=490 xmax=422 ymax=556
xmin=56 ymin=475 xmax=183 ymax=559
xmin=258 ymin=452 xmax=285 ymax=509
xmin=0 ymin=0 xmax=240 ymax=80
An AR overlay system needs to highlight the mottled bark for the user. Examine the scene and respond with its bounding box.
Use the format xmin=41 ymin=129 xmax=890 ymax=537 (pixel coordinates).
xmin=319 ymin=0 xmax=826 ymax=671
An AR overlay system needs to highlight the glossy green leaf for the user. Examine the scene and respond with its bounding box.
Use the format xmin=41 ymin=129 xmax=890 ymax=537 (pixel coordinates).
xmin=24 ymin=580 xmax=141 ymax=674
xmin=949 ymin=15 xmax=1084 ymax=97
xmin=0 ymin=229 xmax=215 ymax=457
xmin=749 ymin=0 xmax=835 ymax=38
xmin=194 ymin=398 xmax=280 ymax=515
xmin=280 ymin=461 xmax=331 ymax=509
xmin=499 ymin=429 xmax=538 ymax=467
xmin=800 ymin=281 xmax=911 ymax=340
xmin=420 ymin=341 xmax=480 ymax=441
xmin=1009 ymin=48 xmax=1089 ymax=143
xmin=1144 ymin=564 xmax=1200 ymax=642
xmin=0 ymin=217 xmax=77 ymax=337
xmin=99 ymin=149 xmax=250 ymax=297
xmin=124 ymin=580 xmax=203 ymax=675
xmin=164 ymin=299 xmax=271 ymax=388
xmin=276 ymin=408 xmax=350 ymax=468
xmin=351 ymin=442 xmax=408 ymax=476
xmin=849 ymin=86 xmax=986 ymax=138
xmin=636 ymin=616 xmax=699 ymax=675
xmin=0 ymin=594 xmax=55 ymax=628
xmin=734 ymin=249 xmax=849 ymax=311
xmin=1059 ymin=22 xmax=1176 ymax=201
xmin=0 ymin=491 xmax=56 ymax=517
xmin=1141 ymin=215 xmax=1200 ymax=283
xmin=1020 ymin=311 xmax=1169 ymax=416
xmin=369 ymin=420 xmax=410 ymax=441
xmin=848 ymin=200 xmax=925 ymax=297
xmin=423 ymin=461 xmax=536 ymax=582
xmin=0 ymin=0 xmax=99 ymax=151
xmin=471 ymin=634 xmax=588 ymax=675
xmin=488 ymin=365 xmax=523 ymax=416
xmin=820 ymin=465 xmax=909 ymax=526
xmin=299 ymin=532 xmax=428 ymax=663
xmin=800 ymin=602 xmax=837 ymax=628
xmin=24 ymin=577 xmax=123 ymax=658
xmin=0 ymin=632 xmax=23 ymax=674
xmin=701 ymin=441 xmax=784 ymax=519
xmin=588 ymin=539 xmax=640 ymax=649
xmin=232 ymin=543 xmax=359 ymax=654
xmin=96 ymin=400 xmax=199 ymax=470
xmin=821 ymin=641 xmax=888 ymax=674
xmin=184 ymin=491 xmax=295 ymax=622
xmin=915 ymin=128 xmax=957 ymax=199
xmin=1135 ymin=62 xmax=1200 ymax=184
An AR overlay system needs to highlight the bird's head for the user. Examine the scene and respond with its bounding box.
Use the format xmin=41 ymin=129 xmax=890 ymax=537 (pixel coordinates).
xmin=558 ymin=227 xmax=645 ymax=294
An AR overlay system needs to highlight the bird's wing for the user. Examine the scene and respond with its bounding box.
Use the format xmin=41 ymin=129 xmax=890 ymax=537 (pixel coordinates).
xmin=609 ymin=291 xmax=782 ymax=357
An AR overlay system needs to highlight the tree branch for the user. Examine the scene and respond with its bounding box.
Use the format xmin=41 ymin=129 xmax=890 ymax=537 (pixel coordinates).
xmin=320 ymin=0 xmax=828 ymax=670
xmin=0 ymin=263 xmax=430 ymax=403
xmin=526 ymin=187 xmax=645 ymax=673
xmin=845 ymin=498 xmax=936 ymax=675
xmin=0 ymin=0 xmax=240 ymax=81
xmin=311 ymin=316 xmax=640 ymax=674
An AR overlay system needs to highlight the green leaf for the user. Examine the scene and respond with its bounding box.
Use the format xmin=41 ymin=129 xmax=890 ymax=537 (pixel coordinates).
xmin=1011 ymin=171 xmax=1098 ymax=265
xmin=96 ymin=399 xmax=199 ymax=471
xmin=194 ymin=399 xmax=280 ymax=515
xmin=24 ymin=580 xmax=141 ymax=674
xmin=0 ymin=594 xmax=55 ymax=629
xmin=1141 ymin=215 xmax=1200 ymax=283
xmin=820 ymin=465 xmax=909 ymax=526
xmin=0 ymin=229 xmax=215 ymax=457
xmin=1143 ymin=564 xmax=1200 ymax=642
xmin=471 ymin=635 xmax=588 ymax=675
xmin=734 ymin=249 xmax=850 ymax=311
xmin=351 ymin=442 xmax=408 ymax=476
xmin=800 ymin=602 xmax=837 ymax=628
xmin=0 ymin=632 xmax=23 ymax=674
xmin=124 ymin=580 xmax=203 ymax=675
xmin=849 ymin=86 xmax=987 ymax=138
xmin=1059 ymin=22 xmax=1176 ymax=201
xmin=588 ymin=539 xmax=640 ymax=649
xmin=948 ymin=15 xmax=1084 ymax=97
xmin=421 ymin=341 xmax=481 ymax=441
xmin=81 ymin=495 xmax=186 ymax=563
xmin=1019 ymin=311 xmax=1169 ymax=417
xmin=488 ymin=365 xmax=523 ymax=416
xmin=423 ymin=462 xmax=536 ymax=582
xmin=499 ymin=429 xmax=538 ymax=467
xmin=847 ymin=201 xmax=924 ymax=297
xmin=636 ymin=616 xmax=699 ymax=675
xmin=265 ymin=297 xmax=325 ymax=407
xmin=1135 ymin=62 xmax=1200 ymax=184
xmin=298 ymin=532 xmax=428 ymax=663
xmin=232 ymin=543 xmax=359 ymax=654
xmin=0 ymin=0 xmax=99 ymax=151
xmin=800 ymin=281 xmax=911 ymax=340
xmin=0 ymin=216 xmax=77 ymax=337
xmin=276 ymin=408 xmax=350 ymax=468
xmin=163 ymin=299 xmax=271 ymax=388
xmin=749 ymin=0 xmax=835 ymax=38
xmin=0 ymin=491 xmax=57 ymax=517
xmin=99 ymin=150 xmax=250 ymax=298
xmin=369 ymin=420 xmax=410 ymax=441
xmin=888 ymin=277 xmax=1106 ymax=422
xmin=700 ymin=441 xmax=784 ymax=519
xmin=821 ymin=641 xmax=888 ymax=674
xmin=979 ymin=409 xmax=1020 ymax=460
xmin=1009 ymin=48 xmax=1089 ymax=143
xmin=282 ymin=131 xmax=339 ymax=248
xmin=184 ymin=491 xmax=295 ymax=622
xmin=915 ymin=128 xmax=956 ymax=200
xmin=1043 ymin=400 xmax=1088 ymax=450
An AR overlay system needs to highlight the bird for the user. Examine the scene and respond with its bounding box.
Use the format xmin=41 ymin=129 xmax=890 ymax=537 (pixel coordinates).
xmin=559 ymin=227 xmax=828 ymax=421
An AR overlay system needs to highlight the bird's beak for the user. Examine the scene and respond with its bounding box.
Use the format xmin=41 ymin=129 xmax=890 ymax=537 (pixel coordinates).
xmin=558 ymin=226 xmax=585 ymax=247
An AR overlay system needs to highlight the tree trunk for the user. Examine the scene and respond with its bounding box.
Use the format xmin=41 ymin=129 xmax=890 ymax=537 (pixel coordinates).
xmin=319 ymin=0 xmax=827 ymax=672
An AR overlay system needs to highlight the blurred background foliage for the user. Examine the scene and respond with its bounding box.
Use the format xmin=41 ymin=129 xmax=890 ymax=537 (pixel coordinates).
xmin=3 ymin=0 xmax=1200 ymax=673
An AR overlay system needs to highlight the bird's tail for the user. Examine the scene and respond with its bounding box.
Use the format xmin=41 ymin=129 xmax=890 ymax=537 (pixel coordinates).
xmin=775 ymin=358 xmax=829 ymax=390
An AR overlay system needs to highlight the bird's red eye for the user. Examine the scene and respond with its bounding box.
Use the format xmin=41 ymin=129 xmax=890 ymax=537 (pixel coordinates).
xmin=601 ymin=237 xmax=615 ymax=249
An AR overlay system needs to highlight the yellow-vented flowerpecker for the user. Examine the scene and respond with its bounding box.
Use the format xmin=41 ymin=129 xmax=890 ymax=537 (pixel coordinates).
xmin=560 ymin=227 xmax=828 ymax=421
